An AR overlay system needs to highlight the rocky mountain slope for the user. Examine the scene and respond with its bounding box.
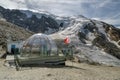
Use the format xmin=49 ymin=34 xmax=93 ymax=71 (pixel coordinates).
xmin=0 ymin=5 xmax=120 ymax=66
xmin=0 ymin=19 xmax=33 ymax=50
xmin=50 ymin=16 xmax=120 ymax=66
xmin=0 ymin=6 xmax=61 ymax=33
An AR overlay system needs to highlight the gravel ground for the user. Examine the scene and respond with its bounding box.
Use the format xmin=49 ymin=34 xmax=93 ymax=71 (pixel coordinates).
xmin=0 ymin=59 xmax=120 ymax=80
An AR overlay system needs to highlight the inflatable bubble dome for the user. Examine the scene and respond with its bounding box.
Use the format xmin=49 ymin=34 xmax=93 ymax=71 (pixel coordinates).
xmin=20 ymin=33 xmax=58 ymax=57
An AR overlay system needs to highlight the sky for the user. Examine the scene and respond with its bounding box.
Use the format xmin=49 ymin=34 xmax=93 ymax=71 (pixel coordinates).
xmin=0 ymin=0 xmax=120 ymax=27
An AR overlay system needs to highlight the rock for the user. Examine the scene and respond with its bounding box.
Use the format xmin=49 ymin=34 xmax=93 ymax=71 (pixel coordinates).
xmin=0 ymin=6 xmax=60 ymax=33
xmin=46 ymin=73 xmax=52 ymax=76
xmin=0 ymin=20 xmax=33 ymax=50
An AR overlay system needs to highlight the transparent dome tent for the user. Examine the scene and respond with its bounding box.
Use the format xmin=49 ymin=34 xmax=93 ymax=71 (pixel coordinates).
xmin=20 ymin=33 xmax=58 ymax=57
xmin=12 ymin=33 xmax=73 ymax=70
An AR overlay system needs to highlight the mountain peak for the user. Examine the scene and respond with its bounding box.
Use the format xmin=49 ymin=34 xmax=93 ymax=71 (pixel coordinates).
xmin=0 ymin=5 xmax=120 ymax=66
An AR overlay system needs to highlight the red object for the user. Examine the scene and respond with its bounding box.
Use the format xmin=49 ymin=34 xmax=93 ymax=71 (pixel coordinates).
xmin=64 ymin=37 xmax=70 ymax=44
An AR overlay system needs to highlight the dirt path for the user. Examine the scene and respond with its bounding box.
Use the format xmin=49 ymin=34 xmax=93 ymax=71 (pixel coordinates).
xmin=0 ymin=59 xmax=120 ymax=80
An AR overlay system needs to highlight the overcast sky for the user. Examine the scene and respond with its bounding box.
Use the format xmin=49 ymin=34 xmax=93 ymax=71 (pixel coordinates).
xmin=0 ymin=0 xmax=120 ymax=27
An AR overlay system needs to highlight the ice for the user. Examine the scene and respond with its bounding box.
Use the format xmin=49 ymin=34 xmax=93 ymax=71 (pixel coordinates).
xmin=50 ymin=15 xmax=120 ymax=66
xmin=77 ymin=45 xmax=120 ymax=66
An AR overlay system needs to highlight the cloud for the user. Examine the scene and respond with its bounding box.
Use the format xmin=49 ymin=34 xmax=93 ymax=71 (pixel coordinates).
xmin=23 ymin=0 xmax=87 ymax=16
xmin=103 ymin=18 xmax=120 ymax=25
xmin=0 ymin=0 xmax=119 ymax=17
xmin=0 ymin=0 xmax=120 ymax=26
xmin=92 ymin=15 xmax=120 ymax=27
xmin=0 ymin=0 xmax=26 ymax=9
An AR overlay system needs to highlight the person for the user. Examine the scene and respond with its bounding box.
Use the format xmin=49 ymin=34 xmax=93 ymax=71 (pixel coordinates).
xmin=11 ymin=48 xmax=15 ymax=55
xmin=63 ymin=36 xmax=70 ymax=56
xmin=64 ymin=36 xmax=70 ymax=44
